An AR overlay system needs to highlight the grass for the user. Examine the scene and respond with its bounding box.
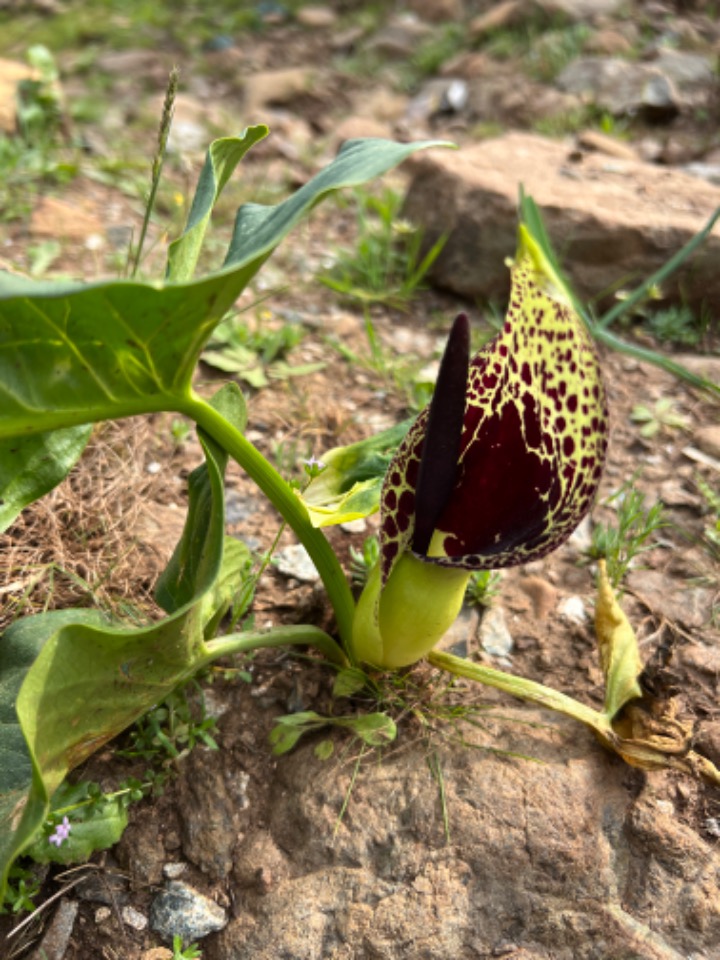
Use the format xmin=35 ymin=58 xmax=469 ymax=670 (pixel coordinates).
xmin=319 ymin=187 xmax=446 ymax=310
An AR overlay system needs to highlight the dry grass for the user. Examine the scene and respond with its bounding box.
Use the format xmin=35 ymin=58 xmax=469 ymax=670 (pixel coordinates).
xmin=0 ymin=418 xmax=180 ymax=632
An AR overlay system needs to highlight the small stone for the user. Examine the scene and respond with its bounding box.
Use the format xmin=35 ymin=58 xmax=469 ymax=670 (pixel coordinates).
xmin=29 ymin=899 xmax=78 ymax=960
xmin=0 ymin=57 xmax=36 ymax=132
xmin=583 ymin=28 xmax=633 ymax=56
xmin=558 ymin=595 xmax=587 ymax=625
xmin=437 ymin=605 xmax=480 ymax=658
xmin=122 ymin=905 xmax=148 ymax=931
xmin=332 ymin=117 xmax=394 ymax=148
xmin=340 ymin=518 xmax=367 ymax=534
xmin=519 ymin=577 xmax=558 ymax=620
xmin=163 ymin=862 xmax=188 ymax=880
xmin=406 ymin=0 xmax=465 ymax=22
xmin=694 ymin=425 xmax=720 ymax=461
xmin=150 ymin=881 xmax=227 ymax=944
xmin=470 ymin=0 xmax=525 ymax=38
xmin=95 ymin=907 xmax=111 ymax=923
xmin=576 ymin=130 xmax=638 ymax=161
xmin=295 ymin=5 xmax=337 ymax=28
xmin=275 ymin=544 xmax=319 ymax=583
xmin=243 ymin=68 xmax=315 ymax=114
xmin=479 ymin=606 xmax=514 ymax=659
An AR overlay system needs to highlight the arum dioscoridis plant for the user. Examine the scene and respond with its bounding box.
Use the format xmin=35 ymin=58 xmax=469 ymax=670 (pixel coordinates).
xmin=2 ymin=106 xmax=719 ymax=902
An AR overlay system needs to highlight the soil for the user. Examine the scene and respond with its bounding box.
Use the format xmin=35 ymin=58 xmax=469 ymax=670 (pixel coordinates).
xmin=0 ymin=3 xmax=719 ymax=959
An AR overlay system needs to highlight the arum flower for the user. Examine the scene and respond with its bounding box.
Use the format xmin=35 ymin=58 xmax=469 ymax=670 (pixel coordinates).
xmin=352 ymin=212 xmax=609 ymax=668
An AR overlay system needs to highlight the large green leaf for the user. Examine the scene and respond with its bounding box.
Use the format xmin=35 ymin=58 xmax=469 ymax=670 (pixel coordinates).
xmin=166 ymin=127 xmax=269 ymax=282
xmin=0 ymin=137 xmax=450 ymax=440
xmin=0 ymin=416 xmax=233 ymax=896
xmin=0 ymin=424 xmax=92 ymax=533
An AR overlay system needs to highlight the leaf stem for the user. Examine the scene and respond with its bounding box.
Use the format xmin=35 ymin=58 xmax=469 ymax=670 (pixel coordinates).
xmin=184 ymin=394 xmax=356 ymax=655
xmin=201 ymin=624 xmax=349 ymax=668
xmin=428 ymin=650 xmax=612 ymax=737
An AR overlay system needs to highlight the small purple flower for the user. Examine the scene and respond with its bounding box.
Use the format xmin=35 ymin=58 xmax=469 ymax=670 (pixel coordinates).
xmin=48 ymin=816 xmax=71 ymax=847
xmin=303 ymin=455 xmax=326 ymax=477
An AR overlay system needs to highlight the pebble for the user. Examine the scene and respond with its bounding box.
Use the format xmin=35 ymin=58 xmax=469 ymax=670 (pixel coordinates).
xmin=340 ymin=518 xmax=367 ymax=534
xmin=296 ymin=5 xmax=337 ymax=28
xmin=163 ymin=862 xmax=188 ymax=879
xmin=694 ymin=425 xmax=720 ymax=461
xmin=29 ymin=899 xmax=78 ymax=960
xmin=122 ymin=905 xmax=148 ymax=931
xmin=275 ymin=543 xmax=320 ymax=582
xmin=558 ymin=595 xmax=587 ymax=625
xmin=479 ymin=606 xmax=514 ymax=659
xmin=519 ymin=577 xmax=558 ymax=620
xmin=150 ymin=881 xmax=228 ymax=943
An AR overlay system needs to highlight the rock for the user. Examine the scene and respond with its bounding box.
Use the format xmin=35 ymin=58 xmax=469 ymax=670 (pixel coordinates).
xmin=536 ymin=0 xmax=626 ymax=18
xmin=364 ymin=15 xmax=433 ymax=59
xmin=558 ymin=595 xmax=587 ymax=624
xmin=121 ymin=905 xmax=148 ymax=931
xmin=583 ymin=27 xmax=634 ymax=56
xmin=331 ymin=116 xmax=394 ymax=148
xmin=470 ymin=0 xmax=526 ymax=38
xmin=436 ymin=605 xmax=480 ymax=658
xmin=694 ymin=425 xmax=720 ymax=461
xmin=30 ymin=195 xmax=104 ymax=241
xmin=479 ymin=605 xmax=514 ymax=658
xmin=407 ymin=78 xmax=469 ymax=122
xmin=464 ymin=73 xmax=581 ymax=126
xmin=627 ymin=569 xmax=714 ymax=630
xmin=576 ymin=128 xmax=638 ymax=160
xmin=28 ymin=899 xmax=78 ymax=960
xmin=401 ymin=133 xmax=720 ymax=309
xmin=295 ymin=5 xmax=337 ymax=28
xmin=275 ymin=544 xmax=319 ymax=583
xmin=557 ymin=56 xmax=680 ymax=119
xmin=683 ymin=162 xmax=720 ymax=185
xmin=212 ymin=717 xmax=720 ymax=958
xmin=406 ymin=0 xmax=465 ymax=22
xmin=519 ymin=576 xmax=558 ymax=619
xmin=242 ymin=68 xmax=316 ymax=115
xmin=150 ymin=881 xmax=227 ymax=944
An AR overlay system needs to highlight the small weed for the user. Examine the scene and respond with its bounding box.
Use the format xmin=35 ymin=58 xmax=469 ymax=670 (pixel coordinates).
xmin=349 ymin=535 xmax=380 ymax=587
xmin=116 ymin=681 xmax=219 ymax=764
xmin=0 ymin=866 xmax=41 ymax=915
xmin=647 ymin=303 xmax=708 ymax=347
xmin=411 ymin=24 xmax=468 ymax=80
xmin=696 ymin=476 xmax=720 ymax=561
xmin=319 ymin=187 xmax=445 ymax=309
xmin=170 ymin=417 xmax=192 ymax=445
xmin=465 ymin=570 xmax=501 ymax=609
xmin=202 ymin=311 xmax=324 ymax=389
xmin=630 ymin=397 xmax=689 ymax=438
xmin=588 ymin=479 xmax=668 ymax=589
xmin=173 ymin=936 xmax=203 ymax=960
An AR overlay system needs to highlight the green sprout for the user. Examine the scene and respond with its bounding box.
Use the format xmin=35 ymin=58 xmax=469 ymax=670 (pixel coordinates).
xmin=630 ymin=397 xmax=689 ymax=438
xmin=589 ymin=479 xmax=668 ymax=589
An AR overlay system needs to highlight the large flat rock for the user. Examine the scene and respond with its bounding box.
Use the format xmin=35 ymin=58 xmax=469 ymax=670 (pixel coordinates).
xmin=402 ymin=133 xmax=720 ymax=309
